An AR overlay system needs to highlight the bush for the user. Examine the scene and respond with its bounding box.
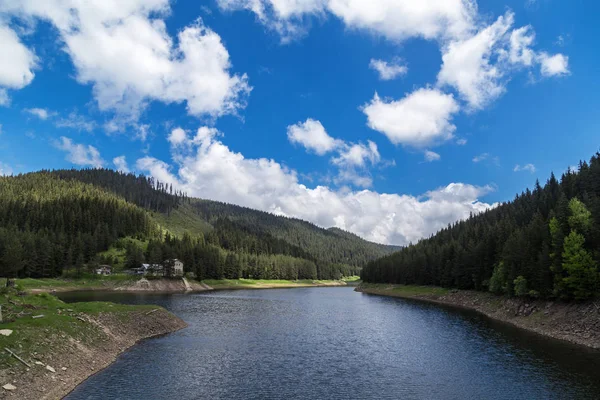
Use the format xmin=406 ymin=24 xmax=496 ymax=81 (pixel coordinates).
xmin=489 ymin=262 xmax=507 ymax=294
xmin=513 ymin=275 xmax=528 ymax=297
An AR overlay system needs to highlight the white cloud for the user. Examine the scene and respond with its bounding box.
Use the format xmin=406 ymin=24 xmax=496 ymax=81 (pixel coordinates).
xmin=217 ymin=0 xmax=327 ymax=42
xmin=456 ymin=138 xmax=467 ymax=145
xmin=472 ymin=153 xmax=489 ymax=163
xmin=514 ymin=163 xmax=535 ymax=173
xmin=538 ymin=53 xmax=570 ymax=77
xmin=218 ymin=0 xmax=476 ymax=43
xmin=287 ymin=119 xmax=383 ymax=188
xmin=437 ymin=12 xmax=513 ymax=110
xmin=168 ymin=127 xmax=188 ymax=147
xmin=332 ymin=141 xmax=380 ymax=168
xmin=24 ymin=107 xmax=53 ymax=120
xmin=1 ymin=1 xmax=250 ymax=122
xmin=424 ymin=150 xmax=441 ymax=162
xmin=362 ymin=89 xmax=459 ymax=147
xmin=0 ymin=24 xmax=37 ymax=102
xmin=54 ymin=136 xmax=105 ymax=168
xmin=113 ymin=156 xmax=130 ymax=173
xmin=0 ymin=89 xmax=9 ymax=106
xmin=287 ymin=118 xmax=340 ymax=155
xmin=506 ymin=26 xmax=536 ymax=67
xmin=54 ymin=112 xmax=97 ymax=132
xmin=369 ymin=58 xmax=407 ymax=80
xmin=137 ymin=127 xmax=496 ymax=245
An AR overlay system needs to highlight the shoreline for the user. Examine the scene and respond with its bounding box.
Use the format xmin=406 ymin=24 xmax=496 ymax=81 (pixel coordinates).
xmin=23 ymin=278 xmax=351 ymax=295
xmin=0 ymin=293 xmax=187 ymax=400
xmin=356 ymin=283 xmax=600 ymax=349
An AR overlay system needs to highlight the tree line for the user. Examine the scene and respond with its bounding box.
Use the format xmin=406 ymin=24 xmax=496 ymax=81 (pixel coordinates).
xmin=0 ymin=169 xmax=370 ymax=281
xmin=361 ymin=152 xmax=600 ymax=300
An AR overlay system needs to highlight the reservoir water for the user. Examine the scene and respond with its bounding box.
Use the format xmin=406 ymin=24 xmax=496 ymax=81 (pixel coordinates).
xmin=60 ymin=287 xmax=600 ymax=400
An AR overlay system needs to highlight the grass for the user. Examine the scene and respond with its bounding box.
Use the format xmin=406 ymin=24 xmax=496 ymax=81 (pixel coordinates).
xmin=341 ymin=276 xmax=361 ymax=282
xmin=15 ymin=274 xmax=138 ymax=291
xmin=202 ymin=278 xmax=345 ymax=288
xmin=359 ymin=283 xmax=450 ymax=297
xmin=151 ymin=204 xmax=213 ymax=238
xmin=0 ymin=288 xmax=154 ymax=370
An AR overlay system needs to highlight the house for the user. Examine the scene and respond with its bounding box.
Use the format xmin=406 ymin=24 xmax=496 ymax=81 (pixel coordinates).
xmin=173 ymin=259 xmax=184 ymax=276
xmin=95 ymin=265 xmax=112 ymax=276
xmin=140 ymin=263 xmax=164 ymax=276
xmin=163 ymin=259 xmax=184 ymax=277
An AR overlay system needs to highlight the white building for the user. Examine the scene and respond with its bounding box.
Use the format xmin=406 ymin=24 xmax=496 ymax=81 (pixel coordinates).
xmin=172 ymin=259 xmax=184 ymax=276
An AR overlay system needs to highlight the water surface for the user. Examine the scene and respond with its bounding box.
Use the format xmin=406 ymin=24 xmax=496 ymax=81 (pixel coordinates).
xmin=61 ymin=287 xmax=600 ymax=400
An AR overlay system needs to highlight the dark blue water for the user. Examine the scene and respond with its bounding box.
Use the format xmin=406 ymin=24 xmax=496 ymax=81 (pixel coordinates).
xmin=61 ymin=288 xmax=600 ymax=400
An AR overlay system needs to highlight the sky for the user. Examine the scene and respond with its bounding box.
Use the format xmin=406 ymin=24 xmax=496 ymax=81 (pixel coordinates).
xmin=0 ymin=0 xmax=598 ymax=246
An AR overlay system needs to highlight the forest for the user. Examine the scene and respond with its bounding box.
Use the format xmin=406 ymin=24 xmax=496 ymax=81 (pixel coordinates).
xmin=362 ymin=152 xmax=600 ymax=300
xmin=0 ymin=169 xmax=396 ymax=282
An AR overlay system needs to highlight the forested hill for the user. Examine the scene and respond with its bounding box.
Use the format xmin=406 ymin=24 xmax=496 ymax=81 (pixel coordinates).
xmin=0 ymin=169 xmax=398 ymax=281
xmin=362 ymin=152 xmax=600 ymax=301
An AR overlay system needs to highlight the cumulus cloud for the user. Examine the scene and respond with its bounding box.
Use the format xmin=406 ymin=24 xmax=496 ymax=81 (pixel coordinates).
xmin=136 ymin=126 xmax=496 ymax=245
xmin=538 ymin=53 xmax=570 ymax=77
xmin=332 ymin=141 xmax=380 ymax=168
xmin=437 ymin=12 xmax=513 ymax=110
xmin=218 ymin=0 xmax=476 ymax=43
xmin=24 ymin=107 xmax=53 ymax=120
xmin=514 ymin=163 xmax=535 ymax=173
xmin=424 ymin=150 xmax=441 ymax=162
xmin=168 ymin=127 xmax=189 ymax=147
xmin=54 ymin=137 xmax=105 ymax=168
xmin=113 ymin=156 xmax=130 ymax=173
xmin=456 ymin=138 xmax=468 ymax=145
xmin=438 ymin=12 xmax=570 ymax=109
xmin=217 ymin=0 xmax=327 ymax=42
xmin=1 ymin=0 xmax=250 ymax=122
xmin=369 ymin=58 xmax=407 ymax=80
xmin=362 ymin=89 xmax=460 ymax=147
xmin=0 ymin=24 xmax=38 ymax=105
xmin=287 ymin=119 xmax=340 ymax=155
xmin=287 ymin=119 xmax=382 ymax=188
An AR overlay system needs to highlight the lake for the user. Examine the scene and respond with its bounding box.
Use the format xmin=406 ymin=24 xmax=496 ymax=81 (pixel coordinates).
xmin=60 ymin=287 xmax=600 ymax=400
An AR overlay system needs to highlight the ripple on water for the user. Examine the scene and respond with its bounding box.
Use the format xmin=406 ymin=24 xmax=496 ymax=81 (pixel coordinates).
xmin=61 ymin=288 xmax=600 ymax=400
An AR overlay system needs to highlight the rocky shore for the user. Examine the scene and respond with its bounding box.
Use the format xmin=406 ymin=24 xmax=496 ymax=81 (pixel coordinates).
xmin=357 ymin=284 xmax=600 ymax=349
xmin=0 ymin=298 xmax=186 ymax=400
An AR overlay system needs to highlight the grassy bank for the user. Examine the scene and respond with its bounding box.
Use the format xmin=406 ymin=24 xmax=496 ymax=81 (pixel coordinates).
xmin=15 ymin=275 xmax=139 ymax=292
xmin=14 ymin=277 xmax=349 ymax=294
xmin=357 ymin=283 xmax=600 ymax=349
xmin=202 ymin=278 xmax=348 ymax=290
xmin=0 ymin=287 xmax=186 ymax=399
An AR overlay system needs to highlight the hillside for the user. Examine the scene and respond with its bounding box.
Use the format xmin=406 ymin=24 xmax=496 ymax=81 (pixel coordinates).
xmin=0 ymin=169 xmax=398 ymax=281
xmin=361 ymin=152 xmax=600 ymax=301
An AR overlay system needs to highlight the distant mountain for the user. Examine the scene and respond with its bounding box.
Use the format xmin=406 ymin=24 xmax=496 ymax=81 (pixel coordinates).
xmin=362 ymin=152 xmax=600 ymax=301
xmin=0 ymin=169 xmax=398 ymax=281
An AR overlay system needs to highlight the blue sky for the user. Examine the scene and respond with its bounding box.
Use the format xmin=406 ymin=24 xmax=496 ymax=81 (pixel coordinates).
xmin=0 ymin=0 xmax=597 ymax=245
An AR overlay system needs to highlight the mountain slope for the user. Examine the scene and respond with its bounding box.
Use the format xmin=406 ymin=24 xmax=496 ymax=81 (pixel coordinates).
xmin=0 ymin=169 xmax=398 ymax=281
xmin=362 ymin=152 xmax=600 ymax=300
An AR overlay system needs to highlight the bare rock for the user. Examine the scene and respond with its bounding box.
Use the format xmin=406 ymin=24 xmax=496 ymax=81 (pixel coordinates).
xmin=46 ymin=365 xmax=56 ymax=373
xmin=0 ymin=329 xmax=13 ymax=337
xmin=3 ymin=383 xmax=16 ymax=391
